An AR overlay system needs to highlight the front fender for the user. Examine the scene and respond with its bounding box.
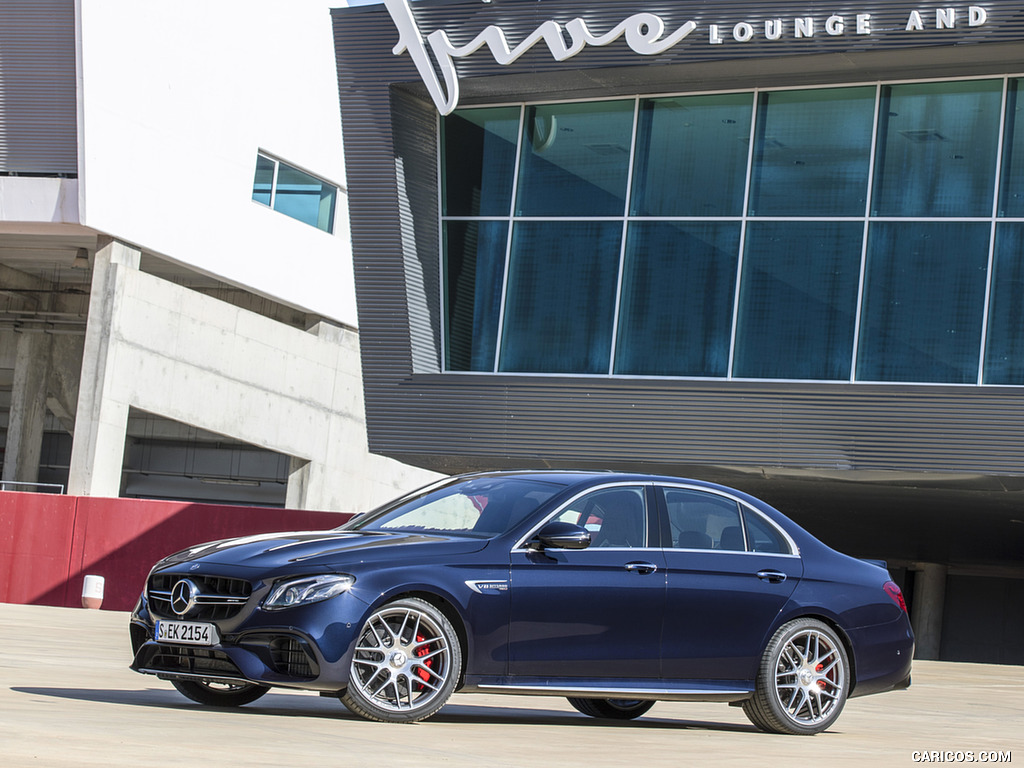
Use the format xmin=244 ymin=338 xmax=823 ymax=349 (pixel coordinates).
xmin=348 ymin=562 xmax=511 ymax=678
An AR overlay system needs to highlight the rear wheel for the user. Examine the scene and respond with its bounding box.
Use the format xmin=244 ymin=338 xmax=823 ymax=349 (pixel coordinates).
xmin=171 ymin=678 xmax=269 ymax=707
xmin=743 ymin=618 xmax=850 ymax=735
xmin=341 ymin=597 xmax=462 ymax=723
xmin=567 ymin=697 xmax=655 ymax=720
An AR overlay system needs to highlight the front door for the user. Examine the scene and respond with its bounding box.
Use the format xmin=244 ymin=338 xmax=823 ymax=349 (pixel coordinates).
xmin=508 ymin=485 xmax=665 ymax=679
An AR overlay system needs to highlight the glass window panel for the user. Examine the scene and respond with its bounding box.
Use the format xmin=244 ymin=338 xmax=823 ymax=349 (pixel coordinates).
xmin=273 ymin=162 xmax=337 ymax=232
xmin=749 ymin=86 xmax=875 ymax=216
xmin=984 ymin=224 xmax=1024 ymax=384
xmin=442 ymin=106 xmax=520 ymax=217
xmin=663 ymin=489 xmax=743 ymax=550
xmin=444 ymin=220 xmax=509 ymax=372
xmin=614 ymin=222 xmax=740 ymax=376
xmin=554 ymin=486 xmax=647 ymax=546
xmin=857 ymin=222 xmax=989 ymax=383
xmin=252 ymin=154 xmax=275 ymax=206
xmin=872 ymin=80 xmax=1003 ymax=217
xmin=743 ymin=508 xmax=790 ymax=554
xmin=631 ymin=93 xmax=752 ymax=216
xmin=733 ymin=222 xmax=862 ymax=380
xmin=499 ymin=221 xmax=622 ymax=373
xmin=998 ymin=80 xmax=1024 ymax=217
xmin=516 ymin=101 xmax=635 ymax=217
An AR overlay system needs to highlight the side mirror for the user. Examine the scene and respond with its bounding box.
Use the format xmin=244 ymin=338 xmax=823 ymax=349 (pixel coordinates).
xmin=531 ymin=521 xmax=591 ymax=550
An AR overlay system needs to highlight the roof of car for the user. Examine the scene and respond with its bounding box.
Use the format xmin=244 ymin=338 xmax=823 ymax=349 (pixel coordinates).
xmin=453 ymin=469 xmax=729 ymax=490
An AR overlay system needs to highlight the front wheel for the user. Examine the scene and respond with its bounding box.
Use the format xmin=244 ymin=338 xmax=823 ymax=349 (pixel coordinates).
xmin=171 ymin=678 xmax=269 ymax=707
xmin=743 ymin=618 xmax=850 ymax=735
xmin=567 ymin=697 xmax=655 ymax=720
xmin=341 ymin=597 xmax=462 ymax=723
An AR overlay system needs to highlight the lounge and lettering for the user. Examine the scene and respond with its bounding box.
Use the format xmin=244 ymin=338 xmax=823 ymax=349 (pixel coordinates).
xmin=383 ymin=0 xmax=991 ymax=115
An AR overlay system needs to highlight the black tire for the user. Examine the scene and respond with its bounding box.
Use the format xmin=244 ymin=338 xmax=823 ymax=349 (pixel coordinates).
xmin=171 ymin=678 xmax=270 ymax=707
xmin=743 ymin=618 xmax=850 ymax=735
xmin=567 ymin=697 xmax=655 ymax=720
xmin=341 ymin=597 xmax=462 ymax=723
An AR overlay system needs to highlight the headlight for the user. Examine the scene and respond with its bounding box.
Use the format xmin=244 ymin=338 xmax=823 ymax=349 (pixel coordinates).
xmin=264 ymin=575 xmax=355 ymax=610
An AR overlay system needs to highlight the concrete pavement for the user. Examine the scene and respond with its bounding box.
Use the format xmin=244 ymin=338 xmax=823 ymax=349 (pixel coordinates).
xmin=1 ymin=602 xmax=1021 ymax=767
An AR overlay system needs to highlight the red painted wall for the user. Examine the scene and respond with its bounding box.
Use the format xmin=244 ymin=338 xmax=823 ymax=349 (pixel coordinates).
xmin=0 ymin=492 xmax=352 ymax=611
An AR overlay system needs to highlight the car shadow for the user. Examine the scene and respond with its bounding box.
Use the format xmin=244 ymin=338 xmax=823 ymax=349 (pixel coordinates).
xmin=10 ymin=686 xmax=757 ymax=733
xmin=10 ymin=686 xmax=344 ymax=720
xmin=432 ymin=703 xmax=757 ymax=733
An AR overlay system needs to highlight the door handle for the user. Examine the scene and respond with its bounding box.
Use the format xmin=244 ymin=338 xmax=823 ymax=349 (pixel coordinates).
xmin=756 ymin=569 xmax=787 ymax=584
xmin=625 ymin=562 xmax=658 ymax=575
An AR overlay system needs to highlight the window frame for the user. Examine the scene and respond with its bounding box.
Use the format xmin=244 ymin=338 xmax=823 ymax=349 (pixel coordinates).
xmin=251 ymin=151 xmax=339 ymax=234
xmin=512 ymin=482 xmax=660 ymax=551
xmin=439 ymin=75 xmax=1023 ymax=387
xmin=653 ymin=483 xmax=799 ymax=557
xmin=510 ymin=481 xmax=799 ymax=557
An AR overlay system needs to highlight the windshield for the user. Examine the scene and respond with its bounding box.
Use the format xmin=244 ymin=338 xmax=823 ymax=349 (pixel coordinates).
xmin=342 ymin=476 xmax=566 ymax=538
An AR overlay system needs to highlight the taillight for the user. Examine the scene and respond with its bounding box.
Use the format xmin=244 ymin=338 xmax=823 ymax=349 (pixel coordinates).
xmin=883 ymin=580 xmax=908 ymax=613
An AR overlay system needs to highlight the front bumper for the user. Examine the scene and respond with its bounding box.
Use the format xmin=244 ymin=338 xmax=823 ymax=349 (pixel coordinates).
xmin=129 ymin=590 xmax=369 ymax=692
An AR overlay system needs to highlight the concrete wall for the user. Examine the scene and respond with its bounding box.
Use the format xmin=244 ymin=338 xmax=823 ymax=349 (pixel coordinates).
xmin=0 ymin=178 xmax=79 ymax=225
xmin=0 ymin=490 xmax=352 ymax=611
xmin=76 ymin=0 xmax=356 ymax=323
xmin=68 ymin=240 xmax=439 ymax=511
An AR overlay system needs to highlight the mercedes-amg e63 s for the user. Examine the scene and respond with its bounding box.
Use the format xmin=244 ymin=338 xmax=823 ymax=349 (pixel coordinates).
xmin=130 ymin=471 xmax=913 ymax=734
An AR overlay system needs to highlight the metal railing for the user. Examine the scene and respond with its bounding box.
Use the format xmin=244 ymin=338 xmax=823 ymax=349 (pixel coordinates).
xmin=0 ymin=481 xmax=66 ymax=494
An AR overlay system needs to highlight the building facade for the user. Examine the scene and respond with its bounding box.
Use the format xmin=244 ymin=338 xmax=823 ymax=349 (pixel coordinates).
xmin=0 ymin=0 xmax=437 ymax=511
xmin=332 ymin=0 xmax=1024 ymax=662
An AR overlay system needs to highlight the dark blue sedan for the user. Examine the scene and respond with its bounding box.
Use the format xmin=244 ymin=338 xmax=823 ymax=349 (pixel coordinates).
xmin=129 ymin=471 xmax=913 ymax=734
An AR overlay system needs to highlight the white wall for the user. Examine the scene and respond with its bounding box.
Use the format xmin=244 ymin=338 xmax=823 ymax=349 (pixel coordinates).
xmin=76 ymin=0 xmax=356 ymax=325
xmin=0 ymin=178 xmax=78 ymax=225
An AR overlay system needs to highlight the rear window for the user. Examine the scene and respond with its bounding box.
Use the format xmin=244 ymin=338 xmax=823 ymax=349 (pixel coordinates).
xmin=742 ymin=507 xmax=792 ymax=554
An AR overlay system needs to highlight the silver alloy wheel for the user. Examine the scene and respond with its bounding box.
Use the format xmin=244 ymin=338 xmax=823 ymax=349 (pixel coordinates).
xmin=348 ymin=601 xmax=454 ymax=717
xmin=772 ymin=627 xmax=846 ymax=726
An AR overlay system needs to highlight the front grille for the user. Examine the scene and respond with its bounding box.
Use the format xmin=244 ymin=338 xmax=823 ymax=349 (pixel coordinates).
xmin=137 ymin=644 xmax=243 ymax=677
xmin=148 ymin=573 xmax=253 ymax=620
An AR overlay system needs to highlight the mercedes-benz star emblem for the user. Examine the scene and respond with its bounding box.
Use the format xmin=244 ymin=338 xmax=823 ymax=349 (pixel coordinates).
xmin=170 ymin=578 xmax=200 ymax=617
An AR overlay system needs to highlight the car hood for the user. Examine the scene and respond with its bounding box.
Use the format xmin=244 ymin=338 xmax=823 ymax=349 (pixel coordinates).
xmin=154 ymin=529 xmax=490 ymax=571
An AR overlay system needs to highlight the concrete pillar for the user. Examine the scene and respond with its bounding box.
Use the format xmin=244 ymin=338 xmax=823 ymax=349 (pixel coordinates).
xmin=1 ymin=331 xmax=53 ymax=485
xmin=911 ymin=563 xmax=948 ymax=660
xmin=285 ymin=457 xmax=311 ymax=509
xmin=67 ymin=239 xmax=140 ymax=497
xmin=46 ymin=334 xmax=85 ymax=435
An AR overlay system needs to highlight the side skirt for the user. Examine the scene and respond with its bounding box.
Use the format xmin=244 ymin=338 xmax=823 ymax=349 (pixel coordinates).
xmin=461 ymin=678 xmax=752 ymax=703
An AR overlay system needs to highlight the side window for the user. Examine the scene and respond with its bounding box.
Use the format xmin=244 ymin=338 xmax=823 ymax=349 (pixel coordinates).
xmin=664 ymin=488 xmax=745 ymax=551
xmin=742 ymin=507 xmax=791 ymax=554
xmin=252 ymin=152 xmax=338 ymax=233
xmin=551 ymin=486 xmax=647 ymax=547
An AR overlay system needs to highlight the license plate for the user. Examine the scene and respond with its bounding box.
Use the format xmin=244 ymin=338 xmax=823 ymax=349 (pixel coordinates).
xmin=155 ymin=620 xmax=219 ymax=646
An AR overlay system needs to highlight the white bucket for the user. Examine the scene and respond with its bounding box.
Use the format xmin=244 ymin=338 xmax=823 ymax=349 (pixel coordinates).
xmin=82 ymin=574 xmax=105 ymax=609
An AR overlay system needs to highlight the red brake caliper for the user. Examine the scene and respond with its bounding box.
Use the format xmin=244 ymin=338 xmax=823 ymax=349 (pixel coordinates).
xmin=816 ymin=662 xmax=827 ymax=689
xmin=414 ymin=633 xmax=433 ymax=688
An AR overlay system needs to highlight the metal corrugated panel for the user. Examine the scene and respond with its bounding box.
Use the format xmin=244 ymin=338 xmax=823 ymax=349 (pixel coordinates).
xmin=392 ymin=89 xmax=442 ymax=374
xmin=332 ymin=0 xmax=1024 ymax=477
xmin=366 ymin=377 xmax=1024 ymax=475
xmin=0 ymin=0 xmax=77 ymax=175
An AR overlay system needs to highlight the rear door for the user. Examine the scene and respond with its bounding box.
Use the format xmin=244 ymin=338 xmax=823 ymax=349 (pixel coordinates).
xmin=658 ymin=485 xmax=803 ymax=682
